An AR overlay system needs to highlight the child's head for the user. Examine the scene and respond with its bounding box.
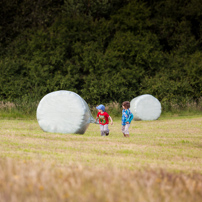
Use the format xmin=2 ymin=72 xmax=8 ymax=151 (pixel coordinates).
xmin=122 ymin=101 xmax=130 ymax=109
xmin=96 ymin=104 xmax=105 ymax=112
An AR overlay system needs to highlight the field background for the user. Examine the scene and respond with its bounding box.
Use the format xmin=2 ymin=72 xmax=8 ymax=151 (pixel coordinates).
xmin=1 ymin=0 xmax=202 ymax=200
xmin=0 ymin=115 xmax=202 ymax=201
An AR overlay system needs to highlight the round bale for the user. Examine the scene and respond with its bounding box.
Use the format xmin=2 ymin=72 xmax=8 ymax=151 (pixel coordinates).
xmin=130 ymin=94 xmax=161 ymax=121
xmin=36 ymin=90 xmax=95 ymax=134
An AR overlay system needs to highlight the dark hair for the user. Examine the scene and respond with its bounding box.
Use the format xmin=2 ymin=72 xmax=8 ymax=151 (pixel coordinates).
xmin=122 ymin=101 xmax=130 ymax=109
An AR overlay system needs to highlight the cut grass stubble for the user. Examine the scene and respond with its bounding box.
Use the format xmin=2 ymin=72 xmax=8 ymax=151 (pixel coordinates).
xmin=0 ymin=117 xmax=202 ymax=172
xmin=0 ymin=116 xmax=202 ymax=201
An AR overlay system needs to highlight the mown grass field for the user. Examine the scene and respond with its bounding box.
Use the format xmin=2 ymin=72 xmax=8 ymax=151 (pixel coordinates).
xmin=0 ymin=115 xmax=202 ymax=201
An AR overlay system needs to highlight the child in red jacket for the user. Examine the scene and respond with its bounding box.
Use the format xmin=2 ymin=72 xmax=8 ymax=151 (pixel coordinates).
xmin=95 ymin=104 xmax=113 ymax=136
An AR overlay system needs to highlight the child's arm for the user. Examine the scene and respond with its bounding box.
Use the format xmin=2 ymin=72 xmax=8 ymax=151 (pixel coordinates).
xmin=129 ymin=113 xmax=133 ymax=123
xmin=125 ymin=110 xmax=131 ymax=124
xmin=126 ymin=112 xmax=133 ymax=124
xmin=109 ymin=116 xmax=113 ymax=125
xmin=95 ymin=113 xmax=99 ymax=123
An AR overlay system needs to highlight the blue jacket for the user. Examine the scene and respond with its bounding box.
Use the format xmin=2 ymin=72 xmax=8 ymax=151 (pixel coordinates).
xmin=122 ymin=109 xmax=133 ymax=125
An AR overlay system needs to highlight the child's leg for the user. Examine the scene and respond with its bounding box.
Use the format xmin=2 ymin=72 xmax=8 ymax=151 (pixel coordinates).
xmin=103 ymin=124 xmax=109 ymax=136
xmin=122 ymin=125 xmax=126 ymax=137
xmin=125 ymin=123 xmax=130 ymax=137
xmin=100 ymin=125 xmax=105 ymax=136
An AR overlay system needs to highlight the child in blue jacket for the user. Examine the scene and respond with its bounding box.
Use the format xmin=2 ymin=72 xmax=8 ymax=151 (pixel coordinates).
xmin=122 ymin=101 xmax=133 ymax=137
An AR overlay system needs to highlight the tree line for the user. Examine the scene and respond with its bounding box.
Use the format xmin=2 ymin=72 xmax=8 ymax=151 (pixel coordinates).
xmin=0 ymin=0 xmax=202 ymax=108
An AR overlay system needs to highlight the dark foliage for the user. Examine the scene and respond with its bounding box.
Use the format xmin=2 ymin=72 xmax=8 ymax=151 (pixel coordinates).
xmin=0 ymin=0 xmax=201 ymax=108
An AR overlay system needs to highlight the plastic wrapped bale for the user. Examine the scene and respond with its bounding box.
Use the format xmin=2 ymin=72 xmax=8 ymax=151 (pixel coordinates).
xmin=130 ymin=94 xmax=161 ymax=121
xmin=36 ymin=90 xmax=96 ymax=134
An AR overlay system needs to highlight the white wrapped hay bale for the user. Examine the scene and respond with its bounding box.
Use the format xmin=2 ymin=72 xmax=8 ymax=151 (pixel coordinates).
xmin=130 ymin=94 xmax=161 ymax=121
xmin=36 ymin=90 xmax=96 ymax=134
